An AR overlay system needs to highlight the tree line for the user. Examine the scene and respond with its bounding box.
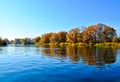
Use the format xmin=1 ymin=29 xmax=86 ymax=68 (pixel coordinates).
xmin=1 ymin=23 xmax=120 ymax=46
xmin=34 ymin=23 xmax=117 ymax=44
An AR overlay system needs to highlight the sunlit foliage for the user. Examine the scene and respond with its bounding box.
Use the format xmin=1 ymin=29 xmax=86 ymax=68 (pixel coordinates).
xmin=82 ymin=23 xmax=116 ymax=43
xmin=2 ymin=23 xmax=118 ymax=46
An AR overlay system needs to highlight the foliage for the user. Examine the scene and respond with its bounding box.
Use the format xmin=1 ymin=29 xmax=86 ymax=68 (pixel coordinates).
xmin=12 ymin=38 xmax=33 ymax=45
xmin=82 ymin=23 xmax=116 ymax=43
xmin=57 ymin=31 xmax=68 ymax=43
xmin=33 ymin=36 xmax=41 ymax=44
xmin=66 ymin=28 xmax=81 ymax=43
xmin=1 ymin=23 xmax=118 ymax=46
xmin=40 ymin=32 xmax=53 ymax=43
xmin=50 ymin=33 xmax=59 ymax=43
xmin=0 ymin=38 xmax=7 ymax=46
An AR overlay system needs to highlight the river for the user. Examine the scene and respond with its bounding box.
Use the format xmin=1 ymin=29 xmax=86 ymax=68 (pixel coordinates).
xmin=0 ymin=45 xmax=120 ymax=82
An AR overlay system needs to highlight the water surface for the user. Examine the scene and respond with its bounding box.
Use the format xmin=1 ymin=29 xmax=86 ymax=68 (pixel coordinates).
xmin=0 ymin=45 xmax=120 ymax=82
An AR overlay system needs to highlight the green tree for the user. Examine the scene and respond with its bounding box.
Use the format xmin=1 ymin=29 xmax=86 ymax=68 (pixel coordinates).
xmin=0 ymin=38 xmax=7 ymax=46
xmin=21 ymin=38 xmax=31 ymax=45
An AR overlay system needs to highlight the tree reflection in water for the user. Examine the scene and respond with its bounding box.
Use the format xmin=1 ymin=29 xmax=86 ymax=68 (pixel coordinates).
xmin=40 ymin=45 xmax=117 ymax=66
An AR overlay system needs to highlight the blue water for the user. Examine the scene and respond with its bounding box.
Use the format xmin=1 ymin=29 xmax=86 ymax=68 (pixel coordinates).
xmin=0 ymin=46 xmax=120 ymax=82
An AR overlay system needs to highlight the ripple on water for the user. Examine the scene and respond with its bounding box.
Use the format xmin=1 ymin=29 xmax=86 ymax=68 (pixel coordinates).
xmin=0 ymin=46 xmax=120 ymax=82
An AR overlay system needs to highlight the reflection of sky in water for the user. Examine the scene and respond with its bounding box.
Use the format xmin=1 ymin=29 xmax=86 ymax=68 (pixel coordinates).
xmin=0 ymin=46 xmax=120 ymax=82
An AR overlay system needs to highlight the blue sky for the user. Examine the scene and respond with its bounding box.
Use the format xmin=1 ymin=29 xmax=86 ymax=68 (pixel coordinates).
xmin=0 ymin=0 xmax=120 ymax=40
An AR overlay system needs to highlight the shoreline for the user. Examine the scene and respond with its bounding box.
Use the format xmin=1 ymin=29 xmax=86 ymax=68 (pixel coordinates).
xmin=38 ymin=42 xmax=120 ymax=48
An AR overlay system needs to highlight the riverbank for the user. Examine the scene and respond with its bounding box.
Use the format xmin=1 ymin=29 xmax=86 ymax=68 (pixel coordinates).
xmin=38 ymin=42 xmax=120 ymax=48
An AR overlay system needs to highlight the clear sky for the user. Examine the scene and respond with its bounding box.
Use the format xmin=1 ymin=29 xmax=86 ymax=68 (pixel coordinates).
xmin=0 ymin=0 xmax=120 ymax=40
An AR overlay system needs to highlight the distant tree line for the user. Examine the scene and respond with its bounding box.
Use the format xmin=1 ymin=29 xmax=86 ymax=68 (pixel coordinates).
xmin=1 ymin=23 xmax=120 ymax=46
xmin=0 ymin=38 xmax=8 ymax=46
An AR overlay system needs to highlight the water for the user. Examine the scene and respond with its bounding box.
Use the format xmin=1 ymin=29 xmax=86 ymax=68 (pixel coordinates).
xmin=0 ymin=45 xmax=120 ymax=82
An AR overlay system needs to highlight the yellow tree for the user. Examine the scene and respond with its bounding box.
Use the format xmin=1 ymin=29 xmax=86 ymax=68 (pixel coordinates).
xmin=50 ymin=33 xmax=59 ymax=43
xmin=40 ymin=33 xmax=53 ymax=43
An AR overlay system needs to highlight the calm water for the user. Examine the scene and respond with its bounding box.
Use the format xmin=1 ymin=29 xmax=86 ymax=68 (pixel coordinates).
xmin=0 ymin=45 xmax=120 ymax=82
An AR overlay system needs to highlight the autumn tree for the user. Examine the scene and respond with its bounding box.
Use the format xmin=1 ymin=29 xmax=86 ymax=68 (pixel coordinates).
xmin=77 ymin=32 xmax=83 ymax=42
xmin=40 ymin=33 xmax=53 ymax=43
xmin=33 ymin=36 xmax=41 ymax=44
xmin=103 ymin=26 xmax=116 ymax=42
xmin=82 ymin=24 xmax=101 ymax=43
xmin=66 ymin=34 xmax=73 ymax=43
xmin=50 ymin=33 xmax=59 ymax=43
xmin=66 ymin=28 xmax=80 ymax=43
xmin=57 ymin=31 xmax=68 ymax=43
xmin=82 ymin=23 xmax=116 ymax=43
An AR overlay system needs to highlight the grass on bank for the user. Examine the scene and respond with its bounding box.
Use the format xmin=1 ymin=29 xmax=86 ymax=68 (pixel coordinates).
xmin=38 ymin=42 xmax=120 ymax=48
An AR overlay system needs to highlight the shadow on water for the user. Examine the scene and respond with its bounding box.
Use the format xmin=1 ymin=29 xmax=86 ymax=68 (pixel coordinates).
xmin=40 ymin=45 xmax=117 ymax=66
